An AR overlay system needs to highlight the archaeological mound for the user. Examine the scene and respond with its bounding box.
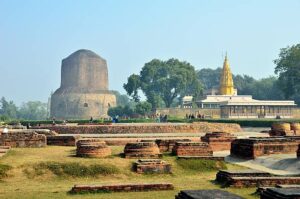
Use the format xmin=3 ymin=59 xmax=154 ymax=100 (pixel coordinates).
xmin=50 ymin=49 xmax=116 ymax=119
xmin=76 ymin=139 xmax=111 ymax=158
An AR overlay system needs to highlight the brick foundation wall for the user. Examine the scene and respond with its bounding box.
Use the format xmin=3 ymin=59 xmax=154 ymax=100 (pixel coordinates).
xmin=0 ymin=130 xmax=46 ymax=147
xmin=172 ymin=142 xmax=213 ymax=156
xmin=201 ymin=132 xmax=236 ymax=151
xmin=47 ymin=135 xmax=80 ymax=146
xmin=33 ymin=122 xmax=241 ymax=134
xmin=133 ymin=159 xmax=171 ymax=174
xmin=227 ymin=177 xmax=300 ymax=188
xmin=124 ymin=142 xmax=161 ymax=158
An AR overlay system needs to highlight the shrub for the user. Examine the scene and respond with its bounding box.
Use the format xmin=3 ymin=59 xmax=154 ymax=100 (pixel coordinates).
xmin=177 ymin=159 xmax=227 ymax=172
xmin=30 ymin=162 xmax=119 ymax=177
xmin=0 ymin=164 xmax=12 ymax=178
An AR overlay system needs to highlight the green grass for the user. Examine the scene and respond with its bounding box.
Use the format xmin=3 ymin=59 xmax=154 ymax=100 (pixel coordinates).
xmin=0 ymin=146 xmax=258 ymax=199
xmin=0 ymin=164 xmax=12 ymax=178
xmin=176 ymin=159 xmax=227 ymax=172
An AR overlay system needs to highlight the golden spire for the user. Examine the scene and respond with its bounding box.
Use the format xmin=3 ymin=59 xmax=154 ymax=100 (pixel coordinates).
xmin=219 ymin=54 xmax=234 ymax=95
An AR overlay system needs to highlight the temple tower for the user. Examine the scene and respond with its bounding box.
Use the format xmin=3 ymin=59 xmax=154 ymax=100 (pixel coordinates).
xmin=50 ymin=49 xmax=116 ymax=119
xmin=219 ymin=55 xmax=234 ymax=95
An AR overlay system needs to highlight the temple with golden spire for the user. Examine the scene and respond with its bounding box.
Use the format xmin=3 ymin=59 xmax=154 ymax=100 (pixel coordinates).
xmin=219 ymin=55 xmax=235 ymax=95
xmin=180 ymin=53 xmax=296 ymax=118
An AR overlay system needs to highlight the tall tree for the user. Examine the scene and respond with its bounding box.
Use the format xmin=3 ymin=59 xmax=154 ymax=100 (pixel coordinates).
xmin=124 ymin=59 xmax=202 ymax=108
xmin=0 ymin=97 xmax=18 ymax=119
xmin=274 ymin=44 xmax=300 ymax=101
xmin=18 ymin=101 xmax=47 ymax=120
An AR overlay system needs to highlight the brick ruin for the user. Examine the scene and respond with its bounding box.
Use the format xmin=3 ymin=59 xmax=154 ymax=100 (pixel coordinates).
xmin=230 ymin=137 xmax=299 ymax=159
xmin=261 ymin=187 xmax=300 ymax=199
xmin=269 ymin=123 xmax=300 ymax=136
xmin=70 ymin=183 xmax=174 ymax=193
xmin=0 ymin=130 xmax=46 ymax=147
xmin=201 ymin=132 xmax=236 ymax=151
xmin=154 ymin=139 xmax=191 ymax=152
xmin=76 ymin=139 xmax=111 ymax=158
xmin=0 ymin=146 xmax=11 ymax=157
xmin=47 ymin=135 xmax=81 ymax=146
xmin=33 ymin=122 xmax=242 ymax=134
xmin=124 ymin=142 xmax=162 ymax=158
xmin=172 ymin=142 xmax=213 ymax=157
xmin=133 ymin=159 xmax=171 ymax=174
xmin=298 ymin=144 xmax=300 ymax=158
xmin=175 ymin=190 xmax=243 ymax=199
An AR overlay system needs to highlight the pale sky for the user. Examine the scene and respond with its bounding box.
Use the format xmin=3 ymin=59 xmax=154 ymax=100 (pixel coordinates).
xmin=1 ymin=0 xmax=300 ymax=104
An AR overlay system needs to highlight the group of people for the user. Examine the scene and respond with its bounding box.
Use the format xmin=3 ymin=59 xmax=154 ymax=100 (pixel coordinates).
xmin=156 ymin=114 xmax=168 ymax=123
xmin=186 ymin=113 xmax=205 ymax=119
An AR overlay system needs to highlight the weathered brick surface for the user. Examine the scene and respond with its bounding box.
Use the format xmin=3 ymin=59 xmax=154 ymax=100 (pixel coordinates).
xmin=216 ymin=170 xmax=272 ymax=184
xmin=297 ymin=144 xmax=300 ymax=158
xmin=227 ymin=177 xmax=300 ymax=188
xmin=172 ymin=142 xmax=213 ymax=156
xmin=0 ymin=146 xmax=11 ymax=157
xmin=154 ymin=139 xmax=191 ymax=152
xmin=270 ymin=123 xmax=300 ymax=136
xmin=124 ymin=142 xmax=161 ymax=158
xmin=177 ymin=156 xmax=224 ymax=160
xmin=175 ymin=190 xmax=243 ymax=199
xmin=230 ymin=137 xmax=299 ymax=159
xmin=201 ymin=132 xmax=236 ymax=151
xmin=0 ymin=130 xmax=46 ymax=147
xmin=34 ymin=122 xmax=242 ymax=134
xmin=76 ymin=139 xmax=111 ymax=158
xmin=70 ymin=183 xmax=174 ymax=193
xmin=261 ymin=187 xmax=300 ymax=199
xmin=47 ymin=135 xmax=80 ymax=146
xmin=133 ymin=159 xmax=171 ymax=174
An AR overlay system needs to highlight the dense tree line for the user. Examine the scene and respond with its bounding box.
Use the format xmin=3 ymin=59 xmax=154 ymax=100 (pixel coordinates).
xmin=0 ymin=97 xmax=48 ymax=121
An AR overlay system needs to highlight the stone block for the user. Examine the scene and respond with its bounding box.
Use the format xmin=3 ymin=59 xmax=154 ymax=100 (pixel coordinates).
xmin=227 ymin=176 xmax=300 ymax=187
xmin=133 ymin=159 xmax=171 ymax=174
xmin=261 ymin=187 xmax=300 ymax=199
xmin=124 ymin=142 xmax=161 ymax=159
xmin=201 ymin=132 xmax=236 ymax=151
xmin=172 ymin=142 xmax=213 ymax=157
xmin=175 ymin=189 xmax=243 ymax=199
xmin=70 ymin=183 xmax=174 ymax=193
xmin=216 ymin=170 xmax=272 ymax=184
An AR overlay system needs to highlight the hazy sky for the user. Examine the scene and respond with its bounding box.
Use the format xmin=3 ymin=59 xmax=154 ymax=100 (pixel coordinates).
xmin=1 ymin=0 xmax=300 ymax=105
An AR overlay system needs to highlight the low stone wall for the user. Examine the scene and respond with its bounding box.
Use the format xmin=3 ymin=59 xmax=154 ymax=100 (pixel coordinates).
xmin=215 ymin=170 xmax=272 ymax=184
xmin=133 ymin=159 xmax=171 ymax=174
xmin=230 ymin=137 xmax=299 ymax=159
xmin=70 ymin=183 xmax=174 ymax=193
xmin=124 ymin=142 xmax=161 ymax=158
xmin=34 ymin=122 xmax=242 ymax=134
xmin=47 ymin=135 xmax=80 ymax=146
xmin=154 ymin=139 xmax=191 ymax=152
xmin=0 ymin=130 xmax=46 ymax=147
xmin=175 ymin=190 xmax=243 ymax=199
xmin=201 ymin=132 xmax=236 ymax=151
xmin=172 ymin=142 xmax=213 ymax=157
xmin=227 ymin=176 xmax=300 ymax=188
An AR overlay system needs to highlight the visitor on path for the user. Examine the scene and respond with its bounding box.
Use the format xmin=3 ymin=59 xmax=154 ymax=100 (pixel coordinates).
xmin=89 ymin=117 xmax=93 ymax=123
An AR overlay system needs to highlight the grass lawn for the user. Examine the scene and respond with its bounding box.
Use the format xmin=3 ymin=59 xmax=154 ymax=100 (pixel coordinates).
xmin=0 ymin=146 xmax=258 ymax=199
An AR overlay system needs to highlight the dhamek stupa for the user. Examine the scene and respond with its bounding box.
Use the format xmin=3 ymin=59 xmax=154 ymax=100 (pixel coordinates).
xmin=50 ymin=49 xmax=116 ymax=119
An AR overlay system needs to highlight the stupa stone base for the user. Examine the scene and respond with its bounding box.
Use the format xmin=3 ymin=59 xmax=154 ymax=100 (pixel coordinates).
xmin=133 ymin=159 xmax=171 ymax=174
xmin=76 ymin=139 xmax=111 ymax=158
xmin=201 ymin=132 xmax=236 ymax=151
xmin=172 ymin=142 xmax=213 ymax=157
xmin=230 ymin=137 xmax=299 ymax=159
xmin=155 ymin=139 xmax=191 ymax=152
xmin=124 ymin=142 xmax=161 ymax=159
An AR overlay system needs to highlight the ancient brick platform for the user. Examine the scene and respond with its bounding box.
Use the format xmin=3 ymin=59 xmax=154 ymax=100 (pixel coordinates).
xmin=47 ymin=135 xmax=81 ymax=146
xmin=154 ymin=139 xmax=191 ymax=152
xmin=133 ymin=159 xmax=172 ymax=174
xmin=261 ymin=187 xmax=300 ymax=199
xmin=177 ymin=156 xmax=225 ymax=161
xmin=0 ymin=146 xmax=11 ymax=157
xmin=124 ymin=142 xmax=162 ymax=158
xmin=34 ymin=122 xmax=242 ymax=134
xmin=216 ymin=170 xmax=272 ymax=184
xmin=230 ymin=137 xmax=299 ymax=159
xmin=70 ymin=183 xmax=174 ymax=193
xmin=0 ymin=130 xmax=46 ymax=147
xmin=226 ymin=176 xmax=300 ymax=187
xmin=172 ymin=142 xmax=213 ymax=157
xmin=175 ymin=189 xmax=243 ymax=199
xmin=76 ymin=139 xmax=111 ymax=158
xmin=201 ymin=132 xmax=236 ymax=151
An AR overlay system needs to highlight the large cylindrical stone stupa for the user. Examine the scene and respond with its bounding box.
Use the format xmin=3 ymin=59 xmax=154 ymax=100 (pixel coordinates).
xmin=50 ymin=49 xmax=116 ymax=119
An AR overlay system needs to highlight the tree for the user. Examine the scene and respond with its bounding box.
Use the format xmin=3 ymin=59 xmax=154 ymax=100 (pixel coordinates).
xmin=124 ymin=59 xmax=202 ymax=108
xmin=107 ymin=105 xmax=134 ymax=117
xmin=135 ymin=101 xmax=152 ymax=115
xmin=197 ymin=68 xmax=222 ymax=89
xmin=0 ymin=97 xmax=18 ymax=119
xmin=18 ymin=101 xmax=47 ymax=120
xmin=274 ymin=44 xmax=300 ymax=101
xmin=111 ymin=90 xmax=133 ymax=107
